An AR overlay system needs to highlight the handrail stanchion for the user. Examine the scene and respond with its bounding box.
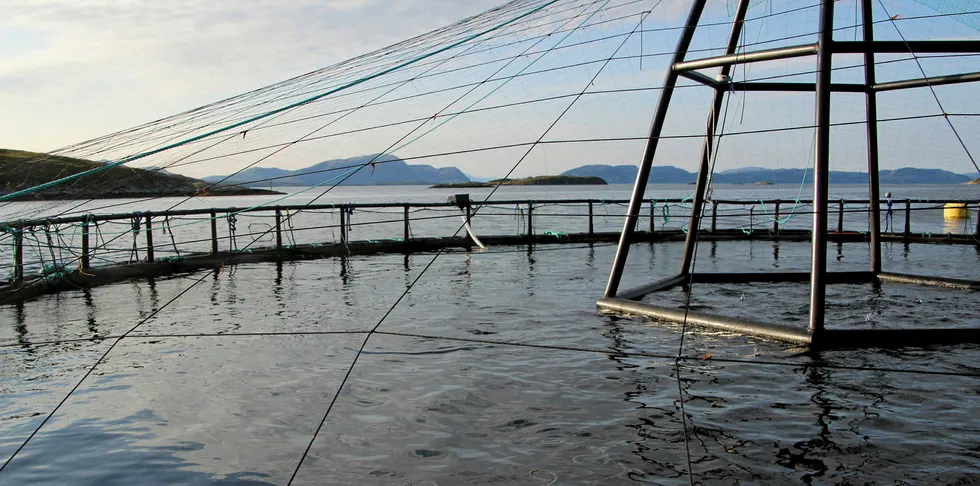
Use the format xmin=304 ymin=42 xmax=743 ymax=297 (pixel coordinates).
xmin=145 ymin=213 xmax=154 ymax=263
xmin=210 ymin=210 xmax=219 ymax=254
xmin=81 ymin=216 xmax=90 ymax=271
xmin=904 ymin=199 xmax=912 ymax=240
xmin=404 ymin=205 xmax=411 ymax=243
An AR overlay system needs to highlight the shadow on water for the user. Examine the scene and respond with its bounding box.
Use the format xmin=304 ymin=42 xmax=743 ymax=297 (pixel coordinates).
xmin=0 ymin=411 xmax=275 ymax=486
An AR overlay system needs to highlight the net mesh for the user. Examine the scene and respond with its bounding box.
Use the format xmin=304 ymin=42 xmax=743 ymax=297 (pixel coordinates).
xmin=1 ymin=0 xmax=979 ymax=482
xmin=914 ymin=0 xmax=980 ymax=30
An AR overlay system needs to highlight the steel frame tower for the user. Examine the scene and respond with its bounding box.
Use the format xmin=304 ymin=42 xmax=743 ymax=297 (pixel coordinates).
xmin=597 ymin=0 xmax=980 ymax=349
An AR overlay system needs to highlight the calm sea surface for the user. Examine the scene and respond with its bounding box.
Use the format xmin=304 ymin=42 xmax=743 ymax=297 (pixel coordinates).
xmin=0 ymin=184 xmax=978 ymax=484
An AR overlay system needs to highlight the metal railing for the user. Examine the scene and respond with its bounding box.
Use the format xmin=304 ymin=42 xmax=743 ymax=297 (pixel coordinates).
xmin=0 ymin=197 xmax=977 ymax=285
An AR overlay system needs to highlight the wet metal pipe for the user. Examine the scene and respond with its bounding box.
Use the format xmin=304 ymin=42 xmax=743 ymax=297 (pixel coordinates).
xmin=673 ymin=43 xmax=817 ymax=72
xmin=604 ymin=0 xmax=707 ymax=298
xmin=873 ymin=71 xmax=980 ymax=92
xmin=808 ymin=0 xmax=835 ymax=336
xmin=680 ymin=0 xmax=750 ymax=276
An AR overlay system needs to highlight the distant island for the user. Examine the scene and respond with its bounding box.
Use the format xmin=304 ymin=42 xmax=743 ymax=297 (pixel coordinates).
xmin=562 ymin=164 xmax=976 ymax=185
xmin=968 ymin=178 xmax=980 ymax=185
xmin=0 ymin=149 xmax=280 ymax=201
xmin=204 ymin=154 xmax=468 ymax=187
xmin=431 ymin=175 xmax=606 ymax=188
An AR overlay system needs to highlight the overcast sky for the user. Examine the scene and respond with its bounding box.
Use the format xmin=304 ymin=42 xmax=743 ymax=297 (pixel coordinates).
xmin=3 ymin=0 xmax=978 ymax=179
xmin=1 ymin=0 xmax=505 ymax=152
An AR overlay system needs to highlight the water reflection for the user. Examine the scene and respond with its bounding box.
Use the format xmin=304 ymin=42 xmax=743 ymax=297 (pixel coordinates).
xmin=14 ymin=302 xmax=27 ymax=348
xmin=338 ymin=255 xmax=358 ymax=309
xmin=1 ymin=241 xmax=976 ymax=484
xmin=0 ymin=412 xmax=276 ymax=486
xmin=586 ymin=243 xmax=595 ymax=270
xmin=601 ymin=317 xmax=688 ymax=482
xmin=942 ymin=215 xmax=974 ymax=235
xmin=82 ymin=289 xmax=98 ymax=339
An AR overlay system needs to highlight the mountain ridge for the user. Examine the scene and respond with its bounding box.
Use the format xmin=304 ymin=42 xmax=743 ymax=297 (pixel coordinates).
xmin=561 ymin=164 xmax=975 ymax=185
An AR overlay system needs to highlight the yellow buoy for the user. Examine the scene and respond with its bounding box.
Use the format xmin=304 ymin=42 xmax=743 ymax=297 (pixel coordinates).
xmin=943 ymin=202 xmax=971 ymax=220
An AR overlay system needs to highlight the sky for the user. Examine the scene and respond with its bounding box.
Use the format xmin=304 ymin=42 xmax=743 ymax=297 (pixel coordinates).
xmin=0 ymin=0 xmax=505 ymax=152
xmin=2 ymin=0 xmax=978 ymax=180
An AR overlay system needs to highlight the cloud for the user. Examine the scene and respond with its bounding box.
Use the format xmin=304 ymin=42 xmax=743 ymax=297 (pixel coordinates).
xmin=0 ymin=0 xmax=505 ymax=151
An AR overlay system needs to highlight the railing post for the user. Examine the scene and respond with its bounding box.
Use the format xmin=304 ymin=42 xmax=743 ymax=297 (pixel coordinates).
xmin=145 ymin=213 xmax=154 ymax=263
xmin=837 ymin=199 xmax=844 ymax=232
xmin=81 ymin=216 xmax=90 ymax=271
xmin=649 ymin=201 xmax=655 ymax=234
xmin=773 ymin=200 xmax=781 ymax=233
xmin=904 ymin=199 xmax=911 ymax=239
xmin=275 ymin=209 xmax=283 ymax=251
xmin=13 ymin=225 xmax=23 ymax=283
xmin=526 ymin=202 xmax=533 ymax=238
xmin=711 ymin=201 xmax=717 ymax=233
xmin=588 ymin=201 xmax=594 ymax=235
xmin=210 ymin=209 xmax=218 ymax=254
xmin=340 ymin=207 xmax=347 ymax=244
xmin=404 ymin=205 xmax=410 ymax=242
xmin=975 ymin=202 xmax=980 ymax=239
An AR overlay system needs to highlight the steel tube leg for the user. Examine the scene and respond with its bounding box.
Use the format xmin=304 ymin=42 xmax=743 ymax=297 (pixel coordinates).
xmin=808 ymin=0 xmax=835 ymax=337
xmin=679 ymin=0 xmax=750 ymax=276
xmin=604 ymin=0 xmax=708 ymax=298
xmin=862 ymin=0 xmax=883 ymax=274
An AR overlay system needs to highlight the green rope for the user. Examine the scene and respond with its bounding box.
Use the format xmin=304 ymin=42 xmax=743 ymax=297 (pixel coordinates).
xmin=0 ymin=0 xmax=560 ymax=202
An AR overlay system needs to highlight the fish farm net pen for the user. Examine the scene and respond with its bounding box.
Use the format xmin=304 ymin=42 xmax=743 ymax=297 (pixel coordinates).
xmin=1 ymin=0 xmax=980 ymax=483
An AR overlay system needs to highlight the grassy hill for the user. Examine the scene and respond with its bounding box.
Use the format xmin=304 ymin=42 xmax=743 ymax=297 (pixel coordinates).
xmin=0 ymin=149 xmax=278 ymax=201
